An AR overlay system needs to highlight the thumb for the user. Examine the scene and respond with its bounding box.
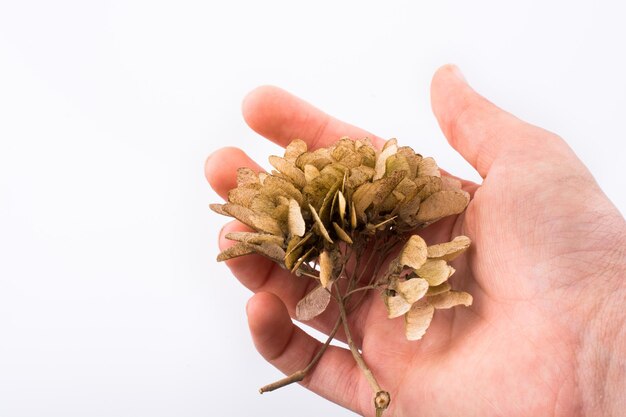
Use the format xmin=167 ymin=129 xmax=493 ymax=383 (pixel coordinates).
xmin=430 ymin=65 xmax=554 ymax=178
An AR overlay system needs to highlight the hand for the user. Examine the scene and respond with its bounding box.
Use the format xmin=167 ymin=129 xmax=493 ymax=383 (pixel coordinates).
xmin=205 ymin=65 xmax=626 ymax=417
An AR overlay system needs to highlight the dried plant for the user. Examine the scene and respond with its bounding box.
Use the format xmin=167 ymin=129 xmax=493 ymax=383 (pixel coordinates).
xmin=211 ymin=137 xmax=473 ymax=416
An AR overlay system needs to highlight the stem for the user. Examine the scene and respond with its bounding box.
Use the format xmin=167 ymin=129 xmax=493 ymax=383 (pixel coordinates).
xmin=343 ymin=284 xmax=381 ymax=299
xmin=335 ymin=287 xmax=390 ymax=415
xmin=259 ymin=316 xmax=342 ymax=394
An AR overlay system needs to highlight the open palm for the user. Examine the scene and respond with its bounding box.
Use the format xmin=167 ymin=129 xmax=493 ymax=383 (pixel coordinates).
xmin=205 ymin=65 xmax=625 ymax=417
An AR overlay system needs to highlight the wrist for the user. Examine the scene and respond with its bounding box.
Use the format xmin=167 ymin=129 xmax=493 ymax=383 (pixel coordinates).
xmin=577 ymin=269 xmax=626 ymax=416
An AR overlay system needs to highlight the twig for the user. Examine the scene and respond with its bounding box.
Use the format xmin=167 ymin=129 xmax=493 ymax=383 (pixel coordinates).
xmin=335 ymin=286 xmax=390 ymax=415
xmin=259 ymin=316 xmax=342 ymax=393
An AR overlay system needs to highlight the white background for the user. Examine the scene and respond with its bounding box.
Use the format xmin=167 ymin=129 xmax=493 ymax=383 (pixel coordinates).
xmin=0 ymin=1 xmax=624 ymax=416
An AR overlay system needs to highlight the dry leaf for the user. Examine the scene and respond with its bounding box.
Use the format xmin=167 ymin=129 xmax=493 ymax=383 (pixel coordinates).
xmin=254 ymin=242 xmax=287 ymax=263
xmin=236 ymin=167 xmax=260 ymax=186
xmin=225 ymin=231 xmax=284 ymax=246
xmin=296 ymin=285 xmax=331 ymax=321
xmin=216 ymin=242 xmax=255 ymax=262
xmin=209 ymin=203 xmax=229 ymax=216
xmin=405 ymin=300 xmax=435 ymax=340
xmin=398 ymin=235 xmax=428 ymax=270
xmin=416 ymin=157 xmax=440 ymax=178
xmin=268 ymin=156 xmax=307 ymax=189
xmin=395 ymin=278 xmax=429 ymax=304
xmin=428 ymin=290 xmax=473 ymax=309
xmin=416 ymin=190 xmax=470 ymax=224
xmin=416 ymin=259 xmax=455 ymax=286
xmin=319 ymin=250 xmax=333 ymax=288
xmin=284 ymin=139 xmax=307 ymax=162
xmin=384 ymin=291 xmax=413 ymax=319
xmin=426 ymin=281 xmax=452 ymax=296
xmin=374 ymin=141 xmax=398 ymax=180
xmin=332 ymin=222 xmax=353 ymax=244
xmin=309 ymin=204 xmax=333 ymax=243
xmin=263 ymin=175 xmax=303 ymax=205
xmin=304 ymin=164 xmax=321 ymax=182
xmin=427 ymin=235 xmax=471 ymax=261
xmin=337 ymin=191 xmax=347 ymax=221
xmin=288 ymin=199 xmax=306 ymax=237
xmin=291 ymin=246 xmax=316 ymax=274
xmin=228 ymin=185 xmax=261 ymax=208
xmin=249 ymin=213 xmax=284 ymax=236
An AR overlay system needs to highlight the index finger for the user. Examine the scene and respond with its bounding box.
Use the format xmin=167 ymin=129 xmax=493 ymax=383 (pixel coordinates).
xmin=242 ymin=85 xmax=385 ymax=150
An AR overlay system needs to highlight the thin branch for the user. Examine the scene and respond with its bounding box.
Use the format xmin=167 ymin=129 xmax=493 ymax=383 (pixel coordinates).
xmin=335 ymin=286 xmax=390 ymax=414
xmin=259 ymin=316 xmax=342 ymax=394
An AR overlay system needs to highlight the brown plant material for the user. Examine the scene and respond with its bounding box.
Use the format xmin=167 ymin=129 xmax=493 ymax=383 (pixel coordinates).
xmin=211 ymin=137 xmax=473 ymax=416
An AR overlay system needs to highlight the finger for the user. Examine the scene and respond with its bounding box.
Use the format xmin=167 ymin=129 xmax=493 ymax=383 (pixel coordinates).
xmin=242 ymin=85 xmax=385 ymax=150
xmin=205 ymin=147 xmax=264 ymax=200
xmin=430 ymin=64 xmax=560 ymax=178
xmin=219 ymin=221 xmax=355 ymax=344
xmin=247 ymin=292 xmax=369 ymax=415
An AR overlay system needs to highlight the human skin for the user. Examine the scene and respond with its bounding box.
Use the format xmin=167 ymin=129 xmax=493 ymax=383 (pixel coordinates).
xmin=205 ymin=65 xmax=626 ymax=417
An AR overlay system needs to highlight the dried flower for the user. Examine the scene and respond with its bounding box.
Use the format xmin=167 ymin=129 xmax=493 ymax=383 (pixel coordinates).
xmin=211 ymin=137 xmax=473 ymax=416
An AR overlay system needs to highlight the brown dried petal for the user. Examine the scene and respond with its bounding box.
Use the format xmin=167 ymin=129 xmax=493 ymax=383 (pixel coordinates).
xmin=426 ymin=281 xmax=452 ymax=296
xmin=319 ymin=250 xmax=333 ymax=288
xmin=249 ymin=213 xmax=284 ymax=236
xmin=398 ymin=235 xmax=428 ymax=270
xmin=304 ymin=164 xmax=321 ymax=183
xmin=303 ymin=173 xmax=339 ymax=209
xmin=228 ymin=185 xmax=261 ymax=208
xmin=415 ymin=190 xmax=470 ymax=224
xmin=224 ymin=231 xmax=284 ymax=246
xmin=416 ymin=259 xmax=455 ymax=286
xmin=262 ymin=175 xmax=303 ymax=205
xmin=383 ymin=137 xmax=398 ymax=151
xmin=396 ymin=146 xmax=421 ymax=178
xmin=397 ymin=193 xmax=421 ymax=225
xmin=396 ymin=277 xmax=429 ymax=304
xmin=296 ymin=285 xmax=331 ymax=321
xmin=405 ymin=300 xmax=435 ymax=341
xmin=221 ymin=203 xmax=256 ymax=229
xmin=346 ymin=165 xmax=375 ymax=189
xmin=385 ymin=153 xmax=411 ymax=177
xmin=308 ymin=204 xmax=333 ymax=243
xmin=394 ymin=177 xmax=418 ymax=197
xmin=371 ymin=171 xmax=406 ymax=209
xmin=284 ymin=139 xmax=307 ymax=162
xmin=332 ymin=222 xmax=353 ymax=244
xmin=350 ymin=200 xmax=357 ymax=229
xmin=320 ymin=163 xmax=347 ymax=181
xmin=284 ymin=236 xmax=304 ymax=270
xmin=216 ymin=242 xmax=255 ymax=262
xmin=352 ymin=182 xmax=375 ymax=223
xmin=417 ymin=157 xmax=440 ymax=178
xmin=209 ymin=203 xmax=228 ymax=216
xmin=356 ymin=139 xmax=376 ymax=167
xmin=415 ymin=176 xmax=443 ymax=201
xmin=337 ymin=191 xmax=347 ymax=221
xmin=254 ymin=242 xmax=287 ymax=263
xmin=288 ymin=199 xmax=306 ymax=237
xmin=290 ymin=246 xmax=316 ymax=274
xmin=236 ymin=167 xmax=260 ymax=186
xmin=427 ymin=235 xmax=471 ymax=261
xmin=269 ymin=155 xmax=306 ymax=189
xmin=295 ymin=148 xmax=333 ymax=171
xmin=384 ymin=291 xmax=412 ymax=319
xmin=428 ymin=290 xmax=473 ymax=309
xmin=374 ymin=141 xmax=398 ymax=180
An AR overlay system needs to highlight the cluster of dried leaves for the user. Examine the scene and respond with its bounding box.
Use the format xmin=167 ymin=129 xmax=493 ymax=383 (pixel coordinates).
xmin=211 ymin=137 xmax=472 ymax=415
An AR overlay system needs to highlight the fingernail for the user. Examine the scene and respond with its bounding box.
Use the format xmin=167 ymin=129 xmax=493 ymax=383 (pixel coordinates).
xmin=450 ymin=65 xmax=467 ymax=84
